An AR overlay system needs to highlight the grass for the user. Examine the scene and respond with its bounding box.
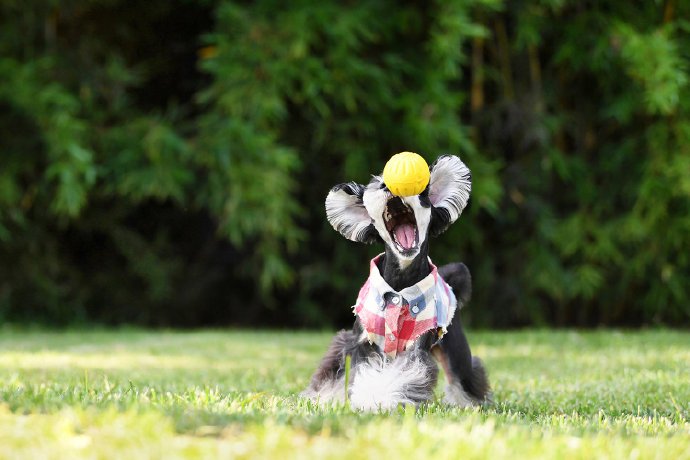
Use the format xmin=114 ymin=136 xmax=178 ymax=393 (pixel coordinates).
xmin=0 ymin=328 xmax=689 ymax=459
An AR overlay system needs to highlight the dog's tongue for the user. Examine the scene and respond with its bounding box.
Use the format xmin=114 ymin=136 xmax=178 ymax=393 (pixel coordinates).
xmin=394 ymin=224 xmax=416 ymax=250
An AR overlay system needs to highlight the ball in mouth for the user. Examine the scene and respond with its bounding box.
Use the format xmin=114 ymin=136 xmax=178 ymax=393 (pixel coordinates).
xmin=383 ymin=196 xmax=419 ymax=256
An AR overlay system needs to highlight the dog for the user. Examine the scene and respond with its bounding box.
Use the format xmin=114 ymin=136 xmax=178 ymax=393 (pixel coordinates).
xmin=302 ymin=155 xmax=490 ymax=410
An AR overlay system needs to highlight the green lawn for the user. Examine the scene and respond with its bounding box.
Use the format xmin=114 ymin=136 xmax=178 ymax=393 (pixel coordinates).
xmin=0 ymin=329 xmax=688 ymax=459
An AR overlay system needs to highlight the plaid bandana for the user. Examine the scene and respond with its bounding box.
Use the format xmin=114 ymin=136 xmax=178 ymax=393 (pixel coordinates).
xmin=353 ymin=254 xmax=457 ymax=358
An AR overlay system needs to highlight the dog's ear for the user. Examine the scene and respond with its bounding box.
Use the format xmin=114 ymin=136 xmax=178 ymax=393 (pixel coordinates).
xmin=325 ymin=182 xmax=380 ymax=244
xmin=428 ymin=155 xmax=472 ymax=236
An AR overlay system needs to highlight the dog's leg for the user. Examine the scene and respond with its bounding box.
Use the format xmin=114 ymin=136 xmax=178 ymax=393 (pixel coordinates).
xmin=433 ymin=317 xmax=490 ymax=406
xmin=304 ymin=322 xmax=440 ymax=410
xmin=302 ymin=321 xmax=382 ymax=404
xmin=301 ymin=329 xmax=353 ymax=403
xmin=435 ymin=262 xmax=491 ymax=406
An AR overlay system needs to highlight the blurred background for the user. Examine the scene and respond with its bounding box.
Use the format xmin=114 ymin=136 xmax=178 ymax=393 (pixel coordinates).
xmin=1 ymin=0 xmax=689 ymax=329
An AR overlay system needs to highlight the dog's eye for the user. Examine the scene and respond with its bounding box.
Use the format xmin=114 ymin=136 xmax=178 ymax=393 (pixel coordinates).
xmin=419 ymin=186 xmax=432 ymax=208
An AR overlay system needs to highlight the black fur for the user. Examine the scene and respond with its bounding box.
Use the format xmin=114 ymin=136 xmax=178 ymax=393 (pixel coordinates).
xmin=429 ymin=206 xmax=452 ymax=238
xmin=438 ymin=262 xmax=472 ymax=306
xmin=377 ymin=240 xmax=431 ymax=291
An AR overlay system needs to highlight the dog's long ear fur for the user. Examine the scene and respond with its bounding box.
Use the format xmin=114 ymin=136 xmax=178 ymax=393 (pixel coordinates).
xmin=428 ymin=155 xmax=472 ymax=236
xmin=325 ymin=182 xmax=380 ymax=243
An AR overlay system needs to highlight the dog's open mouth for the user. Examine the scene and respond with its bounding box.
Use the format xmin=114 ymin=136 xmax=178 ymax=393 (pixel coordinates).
xmin=383 ymin=197 xmax=419 ymax=254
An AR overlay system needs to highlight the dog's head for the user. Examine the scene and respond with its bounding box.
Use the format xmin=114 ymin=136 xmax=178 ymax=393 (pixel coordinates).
xmin=325 ymin=155 xmax=471 ymax=263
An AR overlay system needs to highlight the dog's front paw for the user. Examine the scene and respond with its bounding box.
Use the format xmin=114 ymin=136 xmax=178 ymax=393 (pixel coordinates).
xmin=443 ymin=383 xmax=479 ymax=408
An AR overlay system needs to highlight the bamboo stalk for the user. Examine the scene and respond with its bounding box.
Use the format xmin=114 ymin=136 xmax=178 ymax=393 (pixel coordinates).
xmin=528 ymin=44 xmax=543 ymax=112
xmin=471 ymin=35 xmax=485 ymax=117
xmin=663 ymin=0 xmax=675 ymax=24
xmin=495 ymin=18 xmax=514 ymax=100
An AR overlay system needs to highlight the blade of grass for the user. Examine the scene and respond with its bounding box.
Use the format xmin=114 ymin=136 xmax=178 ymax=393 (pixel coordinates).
xmin=344 ymin=354 xmax=351 ymax=408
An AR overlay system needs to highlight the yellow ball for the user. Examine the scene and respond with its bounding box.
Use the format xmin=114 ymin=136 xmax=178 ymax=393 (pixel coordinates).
xmin=382 ymin=151 xmax=430 ymax=197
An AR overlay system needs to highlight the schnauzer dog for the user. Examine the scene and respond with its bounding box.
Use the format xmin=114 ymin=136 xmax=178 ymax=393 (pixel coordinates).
xmin=303 ymin=155 xmax=490 ymax=410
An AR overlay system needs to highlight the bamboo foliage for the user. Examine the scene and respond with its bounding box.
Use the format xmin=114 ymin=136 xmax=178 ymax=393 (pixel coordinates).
xmin=0 ymin=0 xmax=688 ymax=327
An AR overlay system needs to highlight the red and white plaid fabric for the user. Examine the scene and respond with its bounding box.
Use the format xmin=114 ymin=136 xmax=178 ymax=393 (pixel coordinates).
xmin=353 ymin=254 xmax=457 ymax=358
